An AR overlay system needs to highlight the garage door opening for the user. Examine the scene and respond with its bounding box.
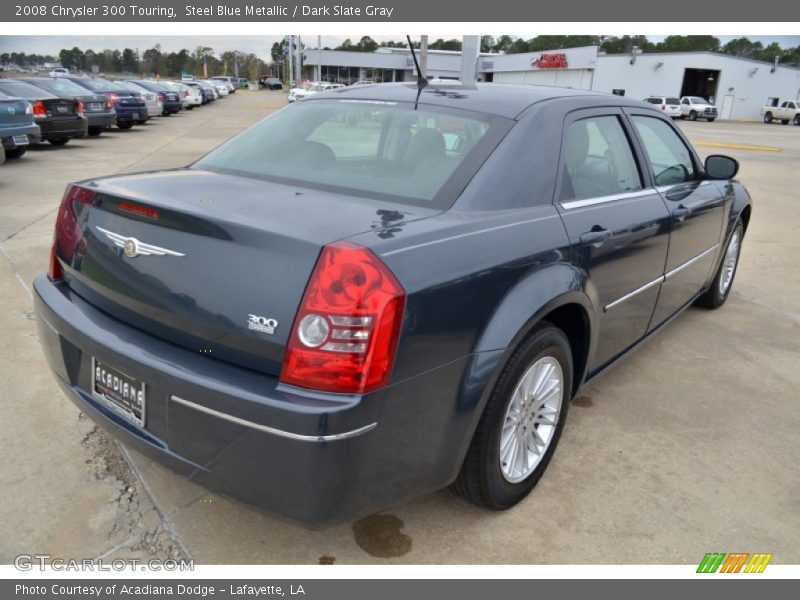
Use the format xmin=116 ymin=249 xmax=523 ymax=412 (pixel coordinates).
xmin=680 ymin=68 xmax=721 ymax=103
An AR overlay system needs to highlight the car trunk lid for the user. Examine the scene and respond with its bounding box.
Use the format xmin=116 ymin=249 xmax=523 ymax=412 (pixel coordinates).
xmin=59 ymin=168 xmax=438 ymax=376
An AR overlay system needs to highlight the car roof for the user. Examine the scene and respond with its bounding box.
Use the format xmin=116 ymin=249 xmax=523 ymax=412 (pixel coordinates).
xmin=306 ymin=82 xmax=650 ymax=119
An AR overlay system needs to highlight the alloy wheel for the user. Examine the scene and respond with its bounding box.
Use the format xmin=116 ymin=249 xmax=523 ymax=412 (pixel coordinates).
xmin=719 ymin=231 xmax=740 ymax=296
xmin=499 ymin=356 xmax=564 ymax=483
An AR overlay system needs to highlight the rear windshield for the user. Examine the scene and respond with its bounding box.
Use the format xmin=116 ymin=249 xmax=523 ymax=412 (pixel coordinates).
xmin=0 ymin=81 xmax=57 ymax=99
xmin=28 ymin=78 xmax=96 ymax=96
xmin=73 ymin=78 xmax=126 ymax=92
xmin=194 ymin=99 xmax=507 ymax=207
xmin=666 ymin=97 xmax=680 ymax=104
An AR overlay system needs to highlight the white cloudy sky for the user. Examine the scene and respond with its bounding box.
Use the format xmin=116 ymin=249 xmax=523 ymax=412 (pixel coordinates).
xmin=2 ymin=35 xmax=798 ymax=61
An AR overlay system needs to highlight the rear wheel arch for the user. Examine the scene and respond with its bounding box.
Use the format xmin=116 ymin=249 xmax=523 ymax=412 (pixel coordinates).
xmin=740 ymin=204 xmax=752 ymax=235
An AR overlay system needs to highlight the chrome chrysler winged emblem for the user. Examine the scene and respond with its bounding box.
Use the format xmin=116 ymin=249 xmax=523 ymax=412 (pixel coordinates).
xmin=96 ymin=226 xmax=185 ymax=258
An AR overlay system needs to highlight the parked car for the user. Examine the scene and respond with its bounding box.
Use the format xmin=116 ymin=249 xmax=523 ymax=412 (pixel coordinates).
xmin=115 ymin=81 xmax=160 ymax=123
xmin=19 ymin=77 xmax=116 ymax=136
xmin=49 ymin=67 xmax=69 ymax=78
xmin=0 ymin=93 xmax=40 ymax=159
xmin=210 ymin=76 xmax=237 ymax=93
xmin=679 ymin=96 xmax=718 ymax=121
xmin=186 ymin=81 xmax=215 ymax=104
xmin=34 ymin=83 xmax=751 ymax=524
xmin=203 ymin=80 xmax=228 ymax=97
xmin=236 ymin=78 xmax=249 ymax=88
xmin=288 ymin=82 xmax=334 ymax=102
xmin=642 ymin=96 xmax=682 ymax=119
xmin=0 ymin=79 xmax=87 ymax=145
xmin=124 ymin=81 xmax=182 ymax=116
xmin=260 ymin=77 xmax=283 ymax=90
xmin=62 ymin=76 xmax=146 ymax=129
xmin=163 ymin=81 xmax=202 ymax=110
xmin=760 ymin=99 xmax=800 ymax=125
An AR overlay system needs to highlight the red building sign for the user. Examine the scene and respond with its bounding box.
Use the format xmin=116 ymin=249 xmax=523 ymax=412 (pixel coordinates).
xmin=531 ymin=53 xmax=568 ymax=69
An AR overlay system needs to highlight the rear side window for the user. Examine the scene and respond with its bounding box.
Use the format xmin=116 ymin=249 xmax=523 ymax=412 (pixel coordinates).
xmin=631 ymin=116 xmax=696 ymax=186
xmin=195 ymin=100 xmax=503 ymax=207
xmin=560 ymin=115 xmax=642 ymax=201
xmin=666 ymin=98 xmax=680 ymax=104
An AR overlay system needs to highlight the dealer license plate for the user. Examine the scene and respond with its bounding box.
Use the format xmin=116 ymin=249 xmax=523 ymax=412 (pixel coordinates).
xmin=131 ymin=113 xmax=140 ymax=120
xmin=55 ymin=104 xmax=68 ymax=113
xmin=90 ymin=102 xmax=103 ymax=111
xmin=11 ymin=135 xmax=28 ymax=145
xmin=92 ymin=358 xmax=146 ymax=426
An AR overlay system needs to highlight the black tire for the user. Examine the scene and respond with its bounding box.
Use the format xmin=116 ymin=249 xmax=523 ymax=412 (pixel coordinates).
xmin=87 ymin=127 xmax=103 ymax=137
xmin=186 ymin=105 xmax=193 ymax=110
xmin=5 ymin=147 xmax=26 ymax=159
xmin=452 ymin=323 xmax=573 ymax=510
xmin=48 ymin=138 xmax=69 ymax=146
xmin=117 ymin=121 xmax=134 ymax=130
xmin=688 ymin=110 xmax=698 ymax=121
xmin=162 ymin=110 xmax=171 ymax=117
xmin=763 ymin=112 xmax=773 ymax=123
xmin=696 ymin=221 xmax=744 ymax=309
xmin=707 ymin=118 xmax=716 ymax=122
xmin=794 ymin=115 xmax=800 ymax=126
xmin=781 ymin=119 xmax=790 ymax=125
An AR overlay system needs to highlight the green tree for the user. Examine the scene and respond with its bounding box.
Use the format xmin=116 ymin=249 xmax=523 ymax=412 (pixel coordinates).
xmin=656 ymin=35 xmax=720 ymax=52
xmin=121 ymin=48 xmax=138 ymax=73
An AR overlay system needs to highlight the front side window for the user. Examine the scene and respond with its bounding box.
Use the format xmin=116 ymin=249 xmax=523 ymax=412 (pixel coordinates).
xmin=195 ymin=100 xmax=501 ymax=207
xmin=632 ymin=116 xmax=696 ymax=186
xmin=560 ymin=115 xmax=642 ymax=201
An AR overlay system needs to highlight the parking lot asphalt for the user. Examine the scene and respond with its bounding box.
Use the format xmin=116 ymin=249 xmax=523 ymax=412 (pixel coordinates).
xmin=1 ymin=93 xmax=798 ymax=565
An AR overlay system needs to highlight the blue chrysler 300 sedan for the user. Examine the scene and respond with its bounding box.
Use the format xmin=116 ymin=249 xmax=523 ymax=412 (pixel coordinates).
xmin=34 ymin=83 xmax=751 ymax=524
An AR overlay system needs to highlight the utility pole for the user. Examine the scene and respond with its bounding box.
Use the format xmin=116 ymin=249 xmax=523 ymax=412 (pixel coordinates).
xmin=460 ymin=35 xmax=480 ymax=83
xmin=288 ymin=36 xmax=294 ymax=88
xmin=295 ymin=35 xmax=303 ymax=83
xmin=420 ymin=35 xmax=428 ymax=80
xmin=318 ymin=35 xmax=322 ymax=82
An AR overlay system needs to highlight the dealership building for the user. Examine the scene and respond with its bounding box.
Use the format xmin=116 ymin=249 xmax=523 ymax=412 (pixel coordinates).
xmin=302 ymin=45 xmax=800 ymax=120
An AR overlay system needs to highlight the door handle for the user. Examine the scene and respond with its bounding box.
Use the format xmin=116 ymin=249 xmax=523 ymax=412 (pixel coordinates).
xmin=579 ymin=227 xmax=612 ymax=246
xmin=672 ymin=205 xmax=691 ymax=222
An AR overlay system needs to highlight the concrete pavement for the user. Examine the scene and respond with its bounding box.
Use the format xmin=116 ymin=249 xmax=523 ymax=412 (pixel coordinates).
xmin=1 ymin=94 xmax=798 ymax=564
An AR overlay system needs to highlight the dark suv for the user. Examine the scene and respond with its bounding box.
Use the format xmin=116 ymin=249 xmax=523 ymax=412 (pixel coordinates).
xmin=35 ymin=83 xmax=751 ymax=524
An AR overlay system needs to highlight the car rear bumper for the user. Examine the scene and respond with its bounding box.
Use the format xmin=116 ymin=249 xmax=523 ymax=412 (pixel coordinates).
xmin=114 ymin=107 xmax=146 ymax=123
xmin=86 ymin=112 xmax=117 ymax=128
xmin=38 ymin=116 xmax=88 ymax=139
xmin=162 ymin=101 xmax=182 ymax=113
xmin=1 ymin=123 xmax=42 ymax=147
xmin=34 ymin=276 xmax=478 ymax=524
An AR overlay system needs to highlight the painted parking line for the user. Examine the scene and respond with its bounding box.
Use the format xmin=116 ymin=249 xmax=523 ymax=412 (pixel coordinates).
xmin=694 ymin=141 xmax=782 ymax=153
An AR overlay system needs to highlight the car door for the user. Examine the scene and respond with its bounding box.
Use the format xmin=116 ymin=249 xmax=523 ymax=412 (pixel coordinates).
xmin=555 ymin=108 xmax=671 ymax=371
xmin=626 ymin=110 xmax=725 ymax=329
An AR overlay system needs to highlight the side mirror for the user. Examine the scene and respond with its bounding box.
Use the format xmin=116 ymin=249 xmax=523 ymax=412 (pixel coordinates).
xmin=705 ymin=154 xmax=739 ymax=180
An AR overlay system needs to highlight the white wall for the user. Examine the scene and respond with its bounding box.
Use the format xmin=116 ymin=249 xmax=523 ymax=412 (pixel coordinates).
xmin=494 ymin=68 xmax=594 ymax=90
xmin=593 ymin=53 xmax=800 ymax=120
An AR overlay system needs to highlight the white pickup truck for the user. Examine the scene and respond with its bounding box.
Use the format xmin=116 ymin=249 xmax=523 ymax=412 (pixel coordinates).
xmin=761 ymin=100 xmax=800 ymax=126
xmin=679 ymin=96 xmax=718 ymax=121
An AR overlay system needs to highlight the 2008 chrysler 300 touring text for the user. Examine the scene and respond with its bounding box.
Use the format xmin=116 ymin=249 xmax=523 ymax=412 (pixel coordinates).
xmin=34 ymin=83 xmax=751 ymax=524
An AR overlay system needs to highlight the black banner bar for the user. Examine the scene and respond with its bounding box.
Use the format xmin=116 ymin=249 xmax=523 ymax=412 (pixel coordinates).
xmin=2 ymin=0 xmax=799 ymax=22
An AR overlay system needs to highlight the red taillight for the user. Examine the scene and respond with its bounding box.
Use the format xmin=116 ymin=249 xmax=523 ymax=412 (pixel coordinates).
xmin=76 ymin=100 xmax=85 ymax=116
xmin=105 ymin=93 xmax=121 ymax=104
xmin=662 ymin=103 xmax=667 ymax=110
xmin=279 ymin=242 xmax=406 ymax=394
xmin=32 ymin=100 xmax=46 ymax=118
xmin=183 ymin=90 xmax=189 ymax=98
xmin=158 ymin=92 xmax=166 ymax=102
xmin=106 ymin=99 xmax=113 ymax=110
xmin=48 ymin=185 xmax=96 ymax=281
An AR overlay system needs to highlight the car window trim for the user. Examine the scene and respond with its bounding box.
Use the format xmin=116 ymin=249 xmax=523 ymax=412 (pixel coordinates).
xmin=622 ymin=108 xmax=707 ymax=184
xmin=553 ymin=106 xmax=652 ymax=209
